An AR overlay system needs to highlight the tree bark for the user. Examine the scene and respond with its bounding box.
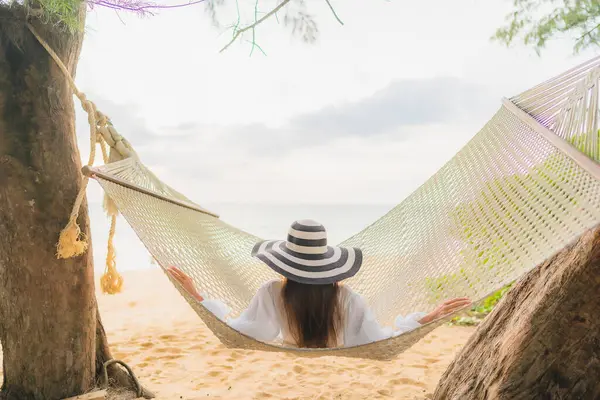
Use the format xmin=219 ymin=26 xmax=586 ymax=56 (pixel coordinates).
xmin=0 ymin=7 xmax=95 ymax=399
xmin=0 ymin=7 xmax=152 ymax=400
xmin=434 ymin=225 xmax=600 ymax=400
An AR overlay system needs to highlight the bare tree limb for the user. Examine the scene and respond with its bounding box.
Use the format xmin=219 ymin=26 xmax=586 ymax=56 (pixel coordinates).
xmin=219 ymin=0 xmax=291 ymax=53
xmin=324 ymin=0 xmax=343 ymax=25
xmin=249 ymin=0 xmax=259 ymax=56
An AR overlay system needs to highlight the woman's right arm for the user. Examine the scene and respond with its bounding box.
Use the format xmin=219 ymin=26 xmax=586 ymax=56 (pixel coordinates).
xmin=167 ymin=267 xmax=281 ymax=342
xmin=168 ymin=266 xmax=204 ymax=300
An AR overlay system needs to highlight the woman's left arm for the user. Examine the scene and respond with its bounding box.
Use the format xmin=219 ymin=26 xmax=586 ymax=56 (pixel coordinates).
xmin=417 ymin=297 xmax=472 ymax=325
xmin=394 ymin=312 xmax=428 ymax=333
xmin=346 ymin=294 xmax=472 ymax=346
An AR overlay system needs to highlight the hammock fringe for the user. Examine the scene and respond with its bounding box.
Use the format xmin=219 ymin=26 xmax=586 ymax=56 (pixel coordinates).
xmin=57 ymin=218 xmax=88 ymax=259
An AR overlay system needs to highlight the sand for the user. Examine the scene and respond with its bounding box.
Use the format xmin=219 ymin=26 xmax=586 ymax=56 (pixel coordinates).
xmin=0 ymin=269 xmax=475 ymax=399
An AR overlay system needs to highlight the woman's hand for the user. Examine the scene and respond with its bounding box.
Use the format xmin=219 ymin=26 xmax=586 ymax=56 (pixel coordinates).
xmin=167 ymin=266 xmax=204 ymax=302
xmin=419 ymin=297 xmax=471 ymax=324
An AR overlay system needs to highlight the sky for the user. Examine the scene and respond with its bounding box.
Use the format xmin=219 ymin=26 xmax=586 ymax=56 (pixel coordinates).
xmin=75 ymin=0 xmax=598 ymax=207
xmin=74 ymin=0 xmax=598 ymax=207
xmin=71 ymin=0 xmax=599 ymax=271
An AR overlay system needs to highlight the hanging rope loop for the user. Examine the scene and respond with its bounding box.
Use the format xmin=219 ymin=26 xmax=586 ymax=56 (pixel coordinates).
xmin=27 ymin=22 xmax=128 ymax=293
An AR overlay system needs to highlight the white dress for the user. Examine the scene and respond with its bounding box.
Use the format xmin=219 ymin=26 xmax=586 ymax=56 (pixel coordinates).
xmin=200 ymin=280 xmax=426 ymax=348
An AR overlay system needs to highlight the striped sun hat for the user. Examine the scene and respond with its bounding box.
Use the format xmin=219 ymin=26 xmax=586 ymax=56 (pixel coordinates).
xmin=251 ymin=219 xmax=363 ymax=285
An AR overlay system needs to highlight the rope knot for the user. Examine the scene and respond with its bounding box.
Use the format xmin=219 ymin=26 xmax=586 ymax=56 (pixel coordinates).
xmin=96 ymin=110 xmax=108 ymax=127
xmin=57 ymin=175 xmax=91 ymax=259
xmin=27 ymin=22 xmax=126 ymax=295
xmin=81 ymin=101 xmax=96 ymax=119
xmin=57 ymin=217 xmax=88 ymax=258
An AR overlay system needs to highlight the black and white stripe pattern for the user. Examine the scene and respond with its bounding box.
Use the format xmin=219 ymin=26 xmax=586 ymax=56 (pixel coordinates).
xmin=252 ymin=219 xmax=363 ymax=285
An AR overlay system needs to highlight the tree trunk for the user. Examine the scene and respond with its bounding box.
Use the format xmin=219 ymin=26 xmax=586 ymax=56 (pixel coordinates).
xmin=434 ymin=225 xmax=600 ymax=400
xmin=0 ymin=6 xmax=95 ymax=399
xmin=0 ymin=7 xmax=152 ymax=400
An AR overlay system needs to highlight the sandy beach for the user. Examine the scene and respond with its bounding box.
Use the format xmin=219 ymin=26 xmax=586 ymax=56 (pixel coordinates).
xmin=1 ymin=269 xmax=475 ymax=399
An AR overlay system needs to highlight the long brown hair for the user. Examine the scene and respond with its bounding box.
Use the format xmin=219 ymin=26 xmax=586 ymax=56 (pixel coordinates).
xmin=281 ymin=278 xmax=343 ymax=348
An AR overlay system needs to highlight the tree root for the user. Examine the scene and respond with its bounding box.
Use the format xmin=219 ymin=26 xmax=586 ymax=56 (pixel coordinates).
xmin=95 ymin=306 xmax=155 ymax=399
xmin=100 ymin=361 xmax=155 ymax=399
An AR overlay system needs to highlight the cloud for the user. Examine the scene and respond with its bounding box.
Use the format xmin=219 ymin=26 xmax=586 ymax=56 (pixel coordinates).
xmin=163 ymin=76 xmax=497 ymax=156
xmin=293 ymin=77 xmax=495 ymax=136
xmin=79 ymin=76 xmax=494 ymax=153
xmin=75 ymin=77 xmax=497 ymax=202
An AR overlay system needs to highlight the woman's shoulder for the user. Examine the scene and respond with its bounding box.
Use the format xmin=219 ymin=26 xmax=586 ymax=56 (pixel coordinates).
xmin=339 ymin=283 xmax=360 ymax=297
xmin=338 ymin=284 xmax=365 ymax=307
xmin=258 ymin=279 xmax=284 ymax=295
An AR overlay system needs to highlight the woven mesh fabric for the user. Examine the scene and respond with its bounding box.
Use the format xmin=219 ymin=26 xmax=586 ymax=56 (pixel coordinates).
xmin=92 ymin=57 xmax=600 ymax=359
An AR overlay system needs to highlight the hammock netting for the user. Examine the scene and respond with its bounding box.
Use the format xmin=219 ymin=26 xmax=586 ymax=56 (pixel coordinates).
xmin=88 ymin=57 xmax=600 ymax=360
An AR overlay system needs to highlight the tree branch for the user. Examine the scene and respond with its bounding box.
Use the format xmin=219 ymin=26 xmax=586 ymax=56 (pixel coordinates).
xmin=249 ymin=0 xmax=259 ymax=56
xmin=324 ymin=0 xmax=343 ymax=25
xmin=87 ymin=0 xmax=207 ymax=15
xmin=577 ymin=21 xmax=600 ymax=42
xmin=219 ymin=0 xmax=291 ymax=53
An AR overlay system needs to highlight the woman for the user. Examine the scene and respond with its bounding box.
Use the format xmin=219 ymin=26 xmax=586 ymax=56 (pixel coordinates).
xmin=168 ymin=219 xmax=470 ymax=349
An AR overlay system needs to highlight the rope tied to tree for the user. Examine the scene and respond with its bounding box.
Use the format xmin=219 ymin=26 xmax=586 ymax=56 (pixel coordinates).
xmin=27 ymin=22 xmax=129 ymax=294
xmin=57 ymin=95 xmax=97 ymax=259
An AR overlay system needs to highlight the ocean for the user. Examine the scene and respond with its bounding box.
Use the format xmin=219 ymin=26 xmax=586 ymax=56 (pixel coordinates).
xmin=88 ymin=202 xmax=395 ymax=273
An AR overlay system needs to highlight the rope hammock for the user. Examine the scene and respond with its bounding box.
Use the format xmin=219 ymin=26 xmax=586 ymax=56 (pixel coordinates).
xmin=31 ymin=24 xmax=600 ymax=360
